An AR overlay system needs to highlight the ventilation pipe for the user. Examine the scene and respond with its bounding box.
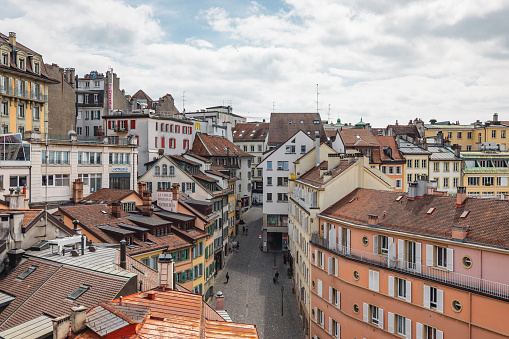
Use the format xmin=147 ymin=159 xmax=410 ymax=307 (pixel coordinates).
xmin=315 ymin=136 xmax=320 ymax=167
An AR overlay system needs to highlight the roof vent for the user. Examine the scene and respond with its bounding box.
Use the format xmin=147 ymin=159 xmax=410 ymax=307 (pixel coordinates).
xmin=146 ymin=291 xmax=156 ymax=300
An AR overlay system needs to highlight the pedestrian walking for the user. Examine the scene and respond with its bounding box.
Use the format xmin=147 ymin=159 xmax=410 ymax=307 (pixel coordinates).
xmin=243 ymin=225 xmax=246 ymax=234
xmin=275 ymin=271 xmax=280 ymax=284
xmin=226 ymin=272 xmax=230 ymax=284
xmin=273 ymin=277 xmax=277 ymax=284
xmin=237 ymin=242 xmax=240 ymax=251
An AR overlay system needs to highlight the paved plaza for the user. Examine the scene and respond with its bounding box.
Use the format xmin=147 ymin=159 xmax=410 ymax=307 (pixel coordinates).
xmin=211 ymin=206 xmax=306 ymax=339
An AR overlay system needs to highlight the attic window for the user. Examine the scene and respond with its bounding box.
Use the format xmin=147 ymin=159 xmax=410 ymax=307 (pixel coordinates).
xmin=314 ymin=120 xmax=320 ymax=124
xmin=300 ymin=120 xmax=304 ymax=124
xmin=17 ymin=266 xmax=37 ymax=280
xmin=348 ymin=198 xmax=356 ymax=203
xmin=460 ymin=211 xmax=470 ymax=219
xmin=395 ymin=196 xmax=403 ymax=202
xmin=426 ymin=208 xmax=436 ymax=215
xmin=101 ymin=210 xmax=107 ymax=214
xmin=67 ymin=285 xmax=91 ymax=300
xmin=288 ymin=120 xmax=293 ymax=124
xmin=250 ymin=133 xmax=254 ymax=136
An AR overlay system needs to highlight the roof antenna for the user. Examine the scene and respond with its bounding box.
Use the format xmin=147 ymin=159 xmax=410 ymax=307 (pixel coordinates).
xmin=328 ymin=104 xmax=331 ymax=124
xmin=272 ymin=101 xmax=276 ymax=113
xmin=315 ymin=84 xmax=319 ymax=114
xmin=182 ymin=91 xmax=186 ymax=113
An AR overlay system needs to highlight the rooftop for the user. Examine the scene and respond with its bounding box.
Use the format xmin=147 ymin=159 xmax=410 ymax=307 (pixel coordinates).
xmin=267 ymin=113 xmax=326 ymax=146
xmin=80 ymin=188 xmax=141 ymax=205
xmin=339 ymin=128 xmax=379 ymax=148
xmin=232 ymin=122 xmax=269 ymax=141
xmin=192 ymin=133 xmax=252 ymax=157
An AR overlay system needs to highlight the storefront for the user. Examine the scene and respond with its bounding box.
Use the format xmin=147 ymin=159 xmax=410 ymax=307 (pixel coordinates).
xmin=109 ymin=169 xmax=131 ymax=189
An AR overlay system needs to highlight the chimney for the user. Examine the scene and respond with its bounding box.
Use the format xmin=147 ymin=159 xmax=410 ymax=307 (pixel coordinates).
xmin=452 ymin=226 xmax=469 ymax=243
xmin=70 ymin=306 xmax=87 ymax=333
xmin=112 ymin=201 xmax=122 ymax=218
xmin=456 ymin=187 xmax=467 ymax=207
xmin=52 ymin=315 xmax=71 ymax=339
xmin=216 ymin=291 xmax=225 ymax=311
xmin=408 ymin=182 xmax=417 ymax=200
xmin=171 ymin=183 xmax=180 ymax=201
xmin=7 ymin=248 xmax=25 ymax=269
xmin=69 ymin=68 xmax=75 ymax=86
xmin=120 ymin=239 xmax=127 ymax=269
xmin=157 ymin=254 xmax=174 ymax=289
xmin=315 ymin=136 xmax=320 ymax=167
xmin=454 ymin=144 xmax=461 ymax=158
xmin=146 ymin=291 xmax=156 ymax=300
xmin=8 ymin=32 xmax=16 ymax=47
xmin=81 ymin=234 xmax=85 ymax=256
xmin=416 ymin=175 xmax=428 ymax=198
xmin=367 ymin=214 xmax=379 ymax=226
xmin=493 ymin=113 xmax=499 ymax=123
xmin=138 ymin=181 xmax=147 ymax=194
xmin=9 ymin=212 xmax=24 ymax=244
xmin=143 ymin=190 xmax=152 ymax=206
xmin=73 ymin=179 xmax=84 ymax=203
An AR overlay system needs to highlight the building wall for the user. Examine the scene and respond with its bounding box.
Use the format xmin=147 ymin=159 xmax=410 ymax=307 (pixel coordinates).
xmin=45 ymin=64 xmax=76 ymax=135
xmin=402 ymin=154 xmax=429 ymax=192
xmin=429 ymin=160 xmax=462 ymax=194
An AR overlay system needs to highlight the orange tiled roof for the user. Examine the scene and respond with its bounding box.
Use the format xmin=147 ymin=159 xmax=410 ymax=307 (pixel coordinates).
xmin=339 ymin=129 xmax=379 ymax=148
xmin=298 ymin=160 xmax=356 ymax=186
xmin=81 ymin=188 xmax=142 ymax=205
xmin=232 ymin=122 xmax=269 ymax=141
xmin=192 ymin=133 xmax=252 ymax=157
xmin=321 ymin=188 xmax=509 ymax=250
xmin=372 ymin=135 xmax=406 ymax=164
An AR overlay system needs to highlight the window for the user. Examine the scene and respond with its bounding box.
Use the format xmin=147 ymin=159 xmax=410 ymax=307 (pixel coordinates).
xmin=407 ymin=174 xmax=412 ymax=183
xmin=19 ymin=58 xmax=25 ymax=70
xmin=492 ymin=130 xmax=497 ymax=138
xmin=365 ymin=304 xmax=383 ymax=328
xmin=373 ymin=235 xmax=392 ymax=255
xmin=457 ymin=131 xmax=462 ymax=139
xmin=395 ymin=179 xmax=402 ymax=189
xmin=447 ymin=131 xmax=452 ymax=139
xmin=483 ymin=176 xmax=494 ymax=186
xmin=10 ymin=175 xmax=27 ymax=187
xmin=399 ymin=239 xmax=421 ymax=272
xmin=250 ymin=145 xmax=255 ymax=152
xmin=1 ymin=101 xmax=7 ymax=116
xmin=315 ymin=307 xmax=325 ymax=328
xmin=468 ymin=177 xmax=479 ymax=186
xmin=277 ymin=161 xmax=288 ymax=170
xmin=467 ymin=145 xmax=472 ymax=151
xmin=243 ymin=145 xmax=247 ymax=151
xmin=443 ymin=162 xmax=449 ymax=172
xmin=154 ymin=166 xmax=161 ymax=176
xmin=17 ymin=265 xmax=37 ymax=280
xmin=67 ymin=285 xmax=90 ymax=300
xmin=329 ymin=318 xmax=340 ymax=338
xmin=453 ymin=177 xmax=459 ymax=188
xmin=94 ymin=94 xmax=98 ymax=103
xmin=285 ymin=145 xmax=295 ymax=153
xmin=414 ymin=160 xmax=419 ymax=168
xmin=433 ymin=162 xmax=439 ymax=172
xmin=329 ymin=286 xmax=340 ymax=308
xmin=85 ymin=126 xmax=90 ymax=136
xmin=267 ymin=161 xmax=272 ymax=170
xmin=84 ymin=95 xmax=89 ymax=104
xmin=368 ymin=270 xmax=379 ymax=292
xmin=420 ymin=324 xmax=443 ymax=339
xmin=453 ymin=162 xmax=459 ymax=172
xmin=85 ymin=81 xmax=90 ymax=88
xmin=503 ymin=130 xmax=506 ymax=138
xmin=277 ymin=193 xmax=288 ymax=202
xmin=32 ymin=106 xmax=40 ymax=120
xmin=18 ymin=104 xmax=25 ymax=118
xmin=1 ymin=53 xmax=7 ymax=65
xmin=267 ymin=177 xmax=272 ymax=185
xmin=422 ymin=159 xmax=427 ymax=168
xmin=407 ymin=160 xmax=412 ymax=168
xmin=424 ymin=285 xmax=443 ymax=312
xmin=267 ymin=193 xmax=272 ymax=201
xmin=277 ymin=177 xmax=288 ymax=186
xmin=257 ymin=169 xmax=262 ymax=177
xmin=467 ymin=131 xmax=472 ymax=139
xmin=381 ymin=165 xmax=387 ymax=174
xmin=443 ymin=177 xmax=449 ymax=188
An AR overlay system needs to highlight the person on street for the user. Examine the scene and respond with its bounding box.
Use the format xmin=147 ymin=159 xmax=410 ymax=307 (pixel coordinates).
xmin=237 ymin=242 xmax=240 ymax=251
xmin=226 ymin=272 xmax=230 ymax=284
xmin=275 ymin=271 xmax=280 ymax=284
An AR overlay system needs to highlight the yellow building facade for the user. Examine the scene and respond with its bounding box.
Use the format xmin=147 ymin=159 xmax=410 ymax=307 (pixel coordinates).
xmin=0 ymin=32 xmax=57 ymax=135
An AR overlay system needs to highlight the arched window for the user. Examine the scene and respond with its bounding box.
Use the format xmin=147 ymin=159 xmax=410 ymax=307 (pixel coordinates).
xmin=154 ymin=165 xmax=160 ymax=176
xmin=162 ymin=164 xmax=168 ymax=176
xmin=169 ymin=166 xmax=175 ymax=176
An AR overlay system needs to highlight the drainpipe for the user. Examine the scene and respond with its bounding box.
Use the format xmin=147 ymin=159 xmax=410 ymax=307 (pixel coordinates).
xmin=28 ymin=165 xmax=32 ymax=204
xmin=120 ymin=239 xmax=127 ymax=269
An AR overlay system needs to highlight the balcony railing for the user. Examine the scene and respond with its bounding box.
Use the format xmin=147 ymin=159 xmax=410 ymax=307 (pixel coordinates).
xmin=311 ymin=233 xmax=509 ymax=300
xmin=0 ymin=240 xmax=6 ymax=254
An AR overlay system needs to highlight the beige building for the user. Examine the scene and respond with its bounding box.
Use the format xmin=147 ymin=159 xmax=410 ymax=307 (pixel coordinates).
xmin=288 ymin=142 xmax=393 ymax=336
xmin=45 ymin=64 xmax=76 ymax=135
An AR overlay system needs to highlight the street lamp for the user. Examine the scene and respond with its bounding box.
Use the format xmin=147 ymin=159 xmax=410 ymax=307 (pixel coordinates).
xmin=281 ymin=286 xmax=284 ymax=316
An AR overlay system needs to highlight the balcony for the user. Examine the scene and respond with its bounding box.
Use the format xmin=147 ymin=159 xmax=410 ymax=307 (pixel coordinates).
xmin=311 ymin=233 xmax=509 ymax=300
xmin=0 ymin=240 xmax=6 ymax=253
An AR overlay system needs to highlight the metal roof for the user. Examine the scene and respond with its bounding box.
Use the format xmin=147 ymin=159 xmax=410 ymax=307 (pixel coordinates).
xmin=117 ymin=222 xmax=149 ymax=232
xmin=155 ymin=210 xmax=195 ymax=222
xmin=97 ymin=225 xmax=136 ymax=235
xmin=428 ymin=146 xmax=461 ymax=161
xmin=0 ymin=315 xmax=53 ymax=339
xmin=127 ymin=214 xmax=172 ymax=226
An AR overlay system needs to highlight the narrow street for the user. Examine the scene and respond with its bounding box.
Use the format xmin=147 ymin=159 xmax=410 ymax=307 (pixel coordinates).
xmin=212 ymin=206 xmax=306 ymax=339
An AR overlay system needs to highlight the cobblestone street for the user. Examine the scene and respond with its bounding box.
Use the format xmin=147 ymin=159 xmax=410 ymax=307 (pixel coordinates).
xmin=211 ymin=206 xmax=306 ymax=339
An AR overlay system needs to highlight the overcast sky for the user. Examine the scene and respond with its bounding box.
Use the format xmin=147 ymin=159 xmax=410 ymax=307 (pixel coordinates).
xmin=2 ymin=0 xmax=509 ymax=126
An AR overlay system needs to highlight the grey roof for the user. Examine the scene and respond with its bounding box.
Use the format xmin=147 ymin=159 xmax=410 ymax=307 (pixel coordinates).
xmin=185 ymin=199 xmax=212 ymax=206
xmin=126 ymin=214 xmax=172 ymax=226
xmin=398 ymin=139 xmax=431 ymax=155
xmin=0 ymin=315 xmax=53 ymax=339
xmin=155 ymin=210 xmax=195 ymax=222
xmin=428 ymin=146 xmax=461 ymax=161
xmin=97 ymin=225 xmax=135 ymax=235
xmin=0 ymin=292 xmax=15 ymax=307
xmin=117 ymin=222 xmax=149 ymax=232
xmin=23 ymin=246 xmax=136 ymax=279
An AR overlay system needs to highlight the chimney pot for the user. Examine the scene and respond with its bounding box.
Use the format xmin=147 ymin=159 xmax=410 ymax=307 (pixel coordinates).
xmin=112 ymin=201 xmax=122 ymax=218
xmin=452 ymin=226 xmax=469 ymax=242
xmin=146 ymin=291 xmax=156 ymax=300
xmin=157 ymin=254 xmax=174 ymax=289
xmin=367 ymin=214 xmax=379 ymax=226
xmin=456 ymin=187 xmax=467 ymax=207
xmin=52 ymin=315 xmax=71 ymax=339
xmin=70 ymin=306 xmax=87 ymax=334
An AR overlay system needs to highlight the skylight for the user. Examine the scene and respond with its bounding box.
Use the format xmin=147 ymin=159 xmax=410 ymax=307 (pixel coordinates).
xmin=67 ymin=285 xmax=90 ymax=301
xmin=395 ymin=196 xmax=403 ymax=202
xmin=460 ymin=211 xmax=470 ymax=219
xmin=426 ymin=208 xmax=436 ymax=215
xmin=17 ymin=266 xmax=37 ymax=280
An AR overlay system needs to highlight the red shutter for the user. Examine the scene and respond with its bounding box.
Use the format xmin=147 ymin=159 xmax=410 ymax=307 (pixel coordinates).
xmin=131 ymin=120 xmax=136 ymax=129
xmin=108 ymin=121 xmax=111 ymax=129
xmin=156 ymin=122 xmax=158 ymax=131
xmin=136 ymin=136 xmax=139 ymax=145
xmin=170 ymin=124 xmax=173 ymax=132
xmin=155 ymin=137 xmax=158 ymax=148
xmin=166 ymin=124 xmax=169 ymax=132
xmin=161 ymin=137 xmax=165 ymax=148
xmin=189 ymin=126 xmax=192 ymax=134
xmin=125 ymin=120 xmax=128 ymax=130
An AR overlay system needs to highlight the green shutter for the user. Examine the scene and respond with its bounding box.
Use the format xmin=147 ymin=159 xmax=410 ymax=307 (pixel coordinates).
xmin=192 ymin=182 xmax=195 ymax=192
xmin=181 ymin=272 xmax=186 ymax=283
xmin=182 ymin=182 xmax=185 ymax=192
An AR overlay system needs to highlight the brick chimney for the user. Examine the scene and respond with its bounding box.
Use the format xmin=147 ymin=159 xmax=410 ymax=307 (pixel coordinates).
xmin=456 ymin=187 xmax=467 ymax=207
xmin=112 ymin=201 xmax=122 ymax=218
xmin=171 ymin=183 xmax=180 ymax=201
xmin=452 ymin=226 xmax=469 ymax=242
xmin=143 ymin=190 xmax=152 ymax=206
xmin=157 ymin=254 xmax=174 ymax=289
xmin=8 ymin=32 xmax=16 ymax=47
xmin=367 ymin=214 xmax=379 ymax=226
xmin=216 ymin=291 xmax=225 ymax=310
xmin=73 ymin=179 xmax=84 ymax=203
xmin=52 ymin=315 xmax=71 ymax=339
xmin=70 ymin=306 xmax=87 ymax=333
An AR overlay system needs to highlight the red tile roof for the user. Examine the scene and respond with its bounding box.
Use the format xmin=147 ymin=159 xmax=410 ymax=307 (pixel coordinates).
xmin=74 ymin=287 xmax=259 ymax=338
xmin=298 ymin=159 xmax=356 ymax=186
xmin=232 ymin=122 xmax=269 ymax=141
xmin=339 ymin=129 xmax=379 ymax=148
xmin=267 ymin=113 xmax=326 ymax=146
xmin=372 ymin=135 xmax=406 ymax=164
xmin=321 ymin=188 xmax=509 ymax=250
xmin=131 ymin=89 xmax=153 ymax=102
xmin=81 ymin=189 xmax=142 ymax=205
xmin=387 ymin=124 xmax=420 ymax=138
xmin=192 ymin=133 xmax=252 ymax=157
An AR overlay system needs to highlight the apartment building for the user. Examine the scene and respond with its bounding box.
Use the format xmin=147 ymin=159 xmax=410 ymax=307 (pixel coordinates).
xmin=373 ymin=136 xmax=406 ymax=191
xmin=338 ymin=128 xmax=380 ymax=160
xmin=232 ymin=122 xmax=269 ymax=204
xmin=267 ymin=113 xmax=326 ymax=149
xmin=45 ymin=64 xmax=76 ymax=135
xmin=103 ymin=110 xmax=194 ymax=174
xmin=398 ymin=138 xmax=431 ymax=192
xmin=428 ymin=145 xmax=462 ymax=195
xmin=310 ymin=184 xmax=509 ymax=339
xmin=184 ymin=105 xmax=246 ymax=126
xmin=288 ymin=143 xmax=393 ymax=335
xmin=259 ymin=130 xmax=314 ymax=251
xmin=461 ymin=151 xmax=509 ymax=198
xmin=0 ymin=32 xmax=58 ymax=135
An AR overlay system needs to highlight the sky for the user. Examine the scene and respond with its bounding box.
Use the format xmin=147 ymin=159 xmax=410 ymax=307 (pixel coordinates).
xmin=1 ymin=0 xmax=509 ymax=126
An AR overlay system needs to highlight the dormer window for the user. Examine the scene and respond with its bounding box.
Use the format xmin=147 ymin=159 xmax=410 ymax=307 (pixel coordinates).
xmin=34 ymin=62 xmax=39 ymax=74
xmin=18 ymin=58 xmax=25 ymax=70
xmin=17 ymin=266 xmax=37 ymax=280
xmin=1 ymin=53 xmax=8 ymax=66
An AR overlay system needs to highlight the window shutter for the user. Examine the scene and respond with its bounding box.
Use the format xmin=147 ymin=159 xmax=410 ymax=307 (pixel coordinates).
xmin=437 ymin=289 xmax=444 ymax=313
xmin=415 ymin=242 xmax=422 ymax=273
xmin=398 ymin=239 xmax=404 ymax=265
xmin=406 ymin=280 xmax=412 ymax=303
xmin=329 ymin=286 xmax=332 ymax=303
xmin=388 ymin=312 xmax=394 ymax=333
xmin=426 ymin=244 xmax=434 ymax=266
xmin=328 ymin=257 xmax=333 ymax=275
xmin=363 ymin=303 xmax=368 ymax=322
xmin=388 ymin=275 xmax=394 ymax=297
xmin=321 ymin=252 xmax=325 ymax=270
xmin=182 ymin=182 xmax=185 ymax=192
xmin=423 ymin=285 xmax=430 ymax=308
xmin=373 ymin=235 xmax=378 ymax=254
xmin=336 ymin=290 xmax=340 ymax=309
xmin=317 ymin=279 xmax=323 ymax=297
xmin=336 ymin=323 xmax=340 ymax=339
xmin=447 ymin=248 xmax=454 ymax=271
xmin=416 ymin=322 xmax=423 ymax=339
xmin=315 ymin=250 xmax=318 ymax=266
xmin=192 ymin=182 xmax=195 ymax=192
xmin=329 ymin=317 xmax=332 ymax=334
xmin=131 ymin=120 xmax=136 ymax=129
xmin=378 ymin=308 xmax=384 ymax=329
xmin=335 ymin=259 xmax=338 ymax=277
xmin=124 ymin=120 xmax=128 ymax=129
xmin=388 ymin=241 xmax=397 ymax=267
xmin=369 ymin=270 xmax=374 ymax=290
xmin=346 ymin=229 xmax=351 ymax=254
xmin=436 ymin=329 xmax=443 ymax=339
xmin=374 ymin=271 xmax=379 ymax=292
xmin=321 ymin=313 xmax=324 ymax=328
xmin=405 ymin=318 xmax=412 ymax=339
xmin=108 ymin=121 xmax=112 ymax=129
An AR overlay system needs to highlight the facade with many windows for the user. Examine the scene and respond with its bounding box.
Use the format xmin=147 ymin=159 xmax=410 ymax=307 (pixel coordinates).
xmin=461 ymin=151 xmax=509 ymax=198
xmin=398 ymin=138 xmax=431 ymax=192
xmin=0 ymin=32 xmax=58 ymax=136
xmin=310 ymin=184 xmax=509 ymax=339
